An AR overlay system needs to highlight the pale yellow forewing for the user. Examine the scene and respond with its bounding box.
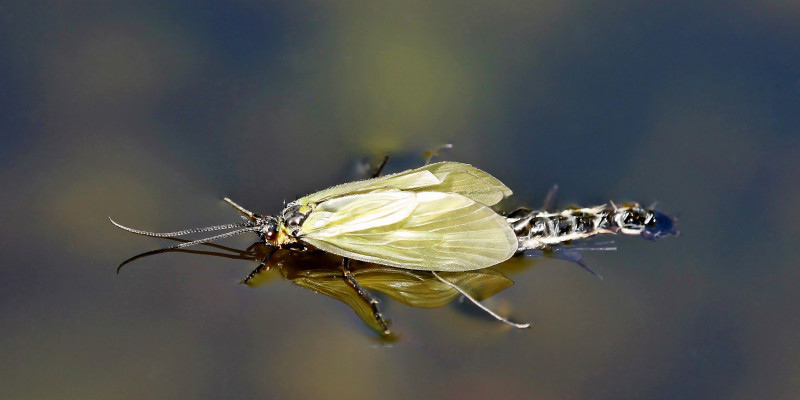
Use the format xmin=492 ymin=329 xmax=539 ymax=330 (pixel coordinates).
xmin=299 ymin=191 xmax=518 ymax=271
xmin=297 ymin=162 xmax=512 ymax=207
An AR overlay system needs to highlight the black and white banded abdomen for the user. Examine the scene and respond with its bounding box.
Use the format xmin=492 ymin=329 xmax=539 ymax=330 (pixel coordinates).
xmin=508 ymin=203 xmax=678 ymax=252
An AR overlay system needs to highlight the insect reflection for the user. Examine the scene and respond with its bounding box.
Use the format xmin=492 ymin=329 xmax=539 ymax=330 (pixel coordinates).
xmin=119 ymin=241 xmax=520 ymax=337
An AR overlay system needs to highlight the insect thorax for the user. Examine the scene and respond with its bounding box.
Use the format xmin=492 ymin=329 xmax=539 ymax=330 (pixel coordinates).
xmin=281 ymin=203 xmax=314 ymax=230
xmin=509 ymin=203 xmax=676 ymax=251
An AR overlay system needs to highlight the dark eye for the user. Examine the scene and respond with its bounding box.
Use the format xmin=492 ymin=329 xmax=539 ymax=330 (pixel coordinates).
xmin=261 ymin=220 xmax=278 ymax=242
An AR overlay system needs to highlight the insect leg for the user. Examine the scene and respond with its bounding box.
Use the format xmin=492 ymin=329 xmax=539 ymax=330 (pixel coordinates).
xmin=240 ymin=246 xmax=279 ymax=285
xmin=431 ymin=271 xmax=531 ymax=329
xmin=341 ymin=258 xmax=390 ymax=335
xmin=223 ymin=197 xmax=262 ymax=220
xmin=549 ymin=246 xmax=607 ymax=280
xmin=540 ymin=184 xmax=559 ymax=211
xmin=371 ymin=156 xmax=389 ymax=178
xmin=422 ymin=143 xmax=453 ymax=165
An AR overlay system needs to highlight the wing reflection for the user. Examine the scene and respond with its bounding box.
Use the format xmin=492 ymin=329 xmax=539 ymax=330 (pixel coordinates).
xmin=245 ymin=248 xmax=515 ymax=335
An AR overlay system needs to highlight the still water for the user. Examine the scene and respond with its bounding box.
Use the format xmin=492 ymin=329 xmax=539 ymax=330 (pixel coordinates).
xmin=2 ymin=1 xmax=799 ymax=399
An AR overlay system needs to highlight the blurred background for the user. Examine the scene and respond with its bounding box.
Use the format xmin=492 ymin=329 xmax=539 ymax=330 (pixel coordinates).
xmin=2 ymin=1 xmax=799 ymax=399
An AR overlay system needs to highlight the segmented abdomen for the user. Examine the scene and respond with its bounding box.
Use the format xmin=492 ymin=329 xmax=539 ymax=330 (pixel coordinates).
xmin=508 ymin=203 xmax=677 ymax=251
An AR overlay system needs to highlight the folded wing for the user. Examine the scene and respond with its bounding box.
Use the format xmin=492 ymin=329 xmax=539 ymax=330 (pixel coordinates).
xmin=297 ymin=162 xmax=512 ymax=207
xmin=299 ymin=191 xmax=518 ymax=271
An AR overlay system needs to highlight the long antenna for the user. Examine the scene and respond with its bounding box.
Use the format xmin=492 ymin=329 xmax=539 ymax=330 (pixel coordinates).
xmin=109 ymin=217 xmax=250 ymax=237
xmin=115 ymin=227 xmax=261 ymax=273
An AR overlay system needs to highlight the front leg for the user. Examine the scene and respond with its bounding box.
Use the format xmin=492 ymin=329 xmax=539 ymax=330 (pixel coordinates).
xmin=240 ymin=246 xmax=279 ymax=285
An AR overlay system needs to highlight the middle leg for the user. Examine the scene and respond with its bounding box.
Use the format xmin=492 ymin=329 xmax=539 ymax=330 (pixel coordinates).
xmin=341 ymin=258 xmax=390 ymax=335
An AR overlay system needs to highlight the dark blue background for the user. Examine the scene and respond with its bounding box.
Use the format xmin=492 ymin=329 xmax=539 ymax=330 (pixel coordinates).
xmin=2 ymin=1 xmax=798 ymax=399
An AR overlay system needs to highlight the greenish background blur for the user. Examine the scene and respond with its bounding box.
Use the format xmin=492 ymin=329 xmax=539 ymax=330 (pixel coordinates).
xmin=2 ymin=1 xmax=799 ymax=399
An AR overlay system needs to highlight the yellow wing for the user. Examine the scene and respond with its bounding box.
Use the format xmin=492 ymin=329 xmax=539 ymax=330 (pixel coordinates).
xmin=298 ymin=190 xmax=518 ymax=271
xmin=297 ymin=162 xmax=512 ymax=207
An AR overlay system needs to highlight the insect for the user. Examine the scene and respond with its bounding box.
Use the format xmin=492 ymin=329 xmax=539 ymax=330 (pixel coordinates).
xmin=111 ymin=160 xmax=677 ymax=333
